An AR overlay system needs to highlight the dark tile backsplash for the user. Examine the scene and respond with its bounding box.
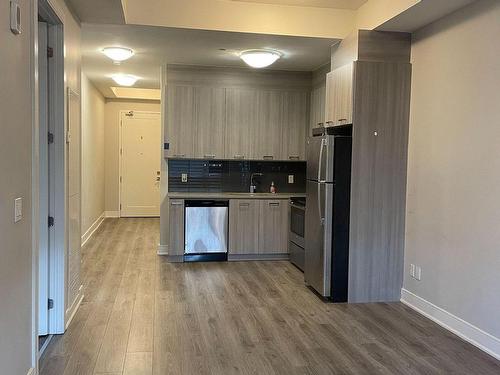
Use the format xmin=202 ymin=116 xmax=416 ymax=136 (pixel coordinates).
xmin=168 ymin=159 xmax=306 ymax=193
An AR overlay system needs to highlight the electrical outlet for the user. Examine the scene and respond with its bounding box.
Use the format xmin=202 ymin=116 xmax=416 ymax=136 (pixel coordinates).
xmin=14 ymin=197 xmax=22 ymax=223
xmin=288 ymin=175 xmax=294 ymax=184
xmin=181 ymin=173 xmax=188 ymax=183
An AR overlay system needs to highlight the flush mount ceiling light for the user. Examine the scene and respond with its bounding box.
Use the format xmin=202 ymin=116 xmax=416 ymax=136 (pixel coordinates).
xmin=102 ymin=47 xmax=134 ymax=63
xmin=239 ymin=49 xmax=282 ymax=68
xmin=111 ymin=74 xmax=139 ymax=87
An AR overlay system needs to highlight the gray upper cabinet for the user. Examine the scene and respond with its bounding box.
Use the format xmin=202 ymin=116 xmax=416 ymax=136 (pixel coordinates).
xmin=255 ymin=90 xmax=283 ymax=160
xmin=166 ymin=85 xmax=195 ymax=158
xmin=229 ymin=200 xmax=259 ymax=254
xmin=258 ymin=200 xmax=289 ymax=254
xmin=194 ymin=87 xmax=226 ymax=159
xmin=310 ymin=84 xmax=326 ymax=132
xmin=282 ymin=91 xmax=309 ymax=160
xmin=325 ymin=63 xmax=353 ymax=127
xmin=225 ymin=88 xmax=258 ymax=160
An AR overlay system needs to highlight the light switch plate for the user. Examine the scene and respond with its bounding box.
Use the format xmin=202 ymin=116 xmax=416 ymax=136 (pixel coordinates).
xmin=10 ymin=1 xmax=22 ymax=35
xmin=410 ymin=264 xmax=415 ymax=278
xmin=181 ymin=173 xmax=188 ymax=183
xmin=14 ymin=197 xmax=22 ymax=222
xmin=288 ymin=175 xmax=294 ymax=184
xmin=415 ymin=266 xmax=422 ymax=281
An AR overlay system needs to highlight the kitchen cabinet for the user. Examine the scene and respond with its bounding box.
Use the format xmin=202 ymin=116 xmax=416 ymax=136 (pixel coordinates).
xmin=168 ymin=199 xmax=185 ymax=256
xmin=255 ymin=90 xmax=283 ymax=160
xmin=258 ymin=200 xmax=289 ymax=254
xmin=193 ymin=87 xmax=226 ymax=159
xmin=166 ymin=85 xmax=195 ymax=158
xmin=325 ymin=63 xmax=353 ymax=127
xmin=225 ymin=88 xmax=258 ymax=160
xmin=229 ymin=200 xmax=260 ymax=254
xmin=310 ymin=84 xmax=326 ymax=132
xmin=282 ymin=91 xmax=309 ymax=160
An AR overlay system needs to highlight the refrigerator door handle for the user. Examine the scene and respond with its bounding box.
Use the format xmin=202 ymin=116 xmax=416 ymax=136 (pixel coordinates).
xmin=318 ymin=182 xmax=324 ymax=226
xmin=318 ymin=138 xmax=325 ymax=182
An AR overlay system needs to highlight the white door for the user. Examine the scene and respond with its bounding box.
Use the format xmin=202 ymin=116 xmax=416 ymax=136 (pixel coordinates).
xmin=38 ymin=21 xmax=50 ymax=336
xmin=120 ymin=111 xmax=161 ymax=217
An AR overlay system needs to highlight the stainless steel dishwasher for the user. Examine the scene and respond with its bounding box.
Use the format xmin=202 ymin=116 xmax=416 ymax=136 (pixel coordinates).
xmin=184 ymin=200 xmax=229 ymax=262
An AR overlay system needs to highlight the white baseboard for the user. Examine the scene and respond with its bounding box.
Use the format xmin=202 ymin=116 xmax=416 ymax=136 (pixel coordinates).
xmin=65 ymin=287 xmax=84 ymax=330
xmin=157 ymin=244 xmax=168 ymax=255
xmin=81 ymin=213 xmax=105 ymax=247
xmin=27 ymin=367 xmax=35 ymax=375
xmin=104 ymin=210 xmax=120 ymax=218
xmin=401 ymin=288 xmax=500 ymax=361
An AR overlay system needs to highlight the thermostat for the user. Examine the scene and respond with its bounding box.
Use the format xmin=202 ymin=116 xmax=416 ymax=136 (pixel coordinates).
xmin=10 ymin=1 xmax=22 ymax=35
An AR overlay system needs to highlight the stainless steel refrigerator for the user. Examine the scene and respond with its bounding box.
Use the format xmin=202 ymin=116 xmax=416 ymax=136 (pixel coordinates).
xmin=305 ymin=126 xmax=352 ymax=301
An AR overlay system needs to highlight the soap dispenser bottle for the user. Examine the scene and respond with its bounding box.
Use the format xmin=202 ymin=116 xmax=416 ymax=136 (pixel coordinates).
xmin=270 ymin=181 xmax=276 ymax=194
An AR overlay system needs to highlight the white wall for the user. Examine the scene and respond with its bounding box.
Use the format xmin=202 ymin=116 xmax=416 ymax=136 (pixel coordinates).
xmin=81 ymin=74 xmax=105 ymax=237
xmin=0 ymin=0 xmax=34 ymax=373
xmin=404 ymin=0 xmax=500 ymax=356
xmin=104 ymin=100 xmax=161 ymax=214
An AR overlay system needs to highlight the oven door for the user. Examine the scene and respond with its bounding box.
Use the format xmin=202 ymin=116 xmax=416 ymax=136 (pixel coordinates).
xmin=289 ymin=202 xmax=305 ymax=248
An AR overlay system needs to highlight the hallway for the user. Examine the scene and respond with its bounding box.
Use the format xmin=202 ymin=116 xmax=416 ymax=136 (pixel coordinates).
xmin=39 ymin=218 xmax=500 ymax=375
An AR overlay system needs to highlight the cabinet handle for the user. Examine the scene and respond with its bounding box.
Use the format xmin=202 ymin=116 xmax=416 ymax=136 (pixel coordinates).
xmin=234 ymin=154 xmax=245 ymax=159
xmin=317 ymin=122 xmax=324 ymax=126
xmin=338 ymin=118 xmax=347 ymax=122
xmin=239 ymin=202 xmax=250 ymax=207
xmin=204 ymin=154 xmax=216 ymax=159
xmin=325 ymin=121 xmax=334 ymax=125
xmin=269 ymin=202 xmax=280 ymax=207
xmin=288 ymin=155 xmax=300 ymax=160
xmin=263 ymin=155 xmax=274 ymax=160
xmin=173 ymin=154 xmax=185 ymax=158
xmin=170 ymin=201 xmax=183 ymax=206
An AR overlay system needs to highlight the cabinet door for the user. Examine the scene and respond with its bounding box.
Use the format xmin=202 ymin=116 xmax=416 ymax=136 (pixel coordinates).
xmin=166 ymin=85 xmax=195 ymax=158
xmin=255 ymin=90 xmax=283 ymax=160
xmin=229 ymin=200 xmax=259 ymax=255
xmin=324 ymin=71 xmax=335 ymax=126
xmin=310 ymin=84 xmax=326 ymax=133
xmin=168 ymin=199 xmax=185 ymax=256
xmin=282 ymin=91 xmax=309 ymax=160
xmin=225 ymin=88 xmax=258 ymax=160
xmin=335 ymin=63 xmax=354 ymax=126
xmin=258 ymin=200 xmax=289 ymax=254
xmin=194 ymin=87 xmax=226 ymax=159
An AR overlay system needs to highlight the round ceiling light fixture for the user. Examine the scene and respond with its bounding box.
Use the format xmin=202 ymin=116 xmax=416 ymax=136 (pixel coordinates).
xmin=111 ymin=74 xmax=139 ymax=87
xmin=102 ymin=47 xmax=135 ymax=63
xmin=239 ymin=49 xmax=282 ymax=69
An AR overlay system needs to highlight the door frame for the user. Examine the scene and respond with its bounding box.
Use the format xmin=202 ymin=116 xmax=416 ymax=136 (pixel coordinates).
xmin=31 ymin=0 xmax=67 ymax=369
xmin=118 ymin=110 xmax=162 ymax=217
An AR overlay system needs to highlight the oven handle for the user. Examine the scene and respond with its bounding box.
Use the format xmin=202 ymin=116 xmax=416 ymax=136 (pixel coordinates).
xmin=289 ymin=202 xmax=306 ymax=211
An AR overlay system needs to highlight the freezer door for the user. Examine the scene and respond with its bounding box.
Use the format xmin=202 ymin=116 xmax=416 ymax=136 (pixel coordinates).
xmin=304 ymin=180 xmax=333 ymax=297
xmin=306 ymin=135 xmax=335 ymax=182
xmin=185 ymin=206 xmax=228 ymax=254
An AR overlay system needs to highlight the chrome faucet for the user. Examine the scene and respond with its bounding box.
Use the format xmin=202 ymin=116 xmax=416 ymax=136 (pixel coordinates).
xmin=250 ymin=173 xmax=263 ymax=193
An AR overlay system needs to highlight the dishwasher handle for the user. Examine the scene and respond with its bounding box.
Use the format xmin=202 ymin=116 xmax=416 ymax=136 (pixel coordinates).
xmin=185 ymin=200 xmax=229 ymax=207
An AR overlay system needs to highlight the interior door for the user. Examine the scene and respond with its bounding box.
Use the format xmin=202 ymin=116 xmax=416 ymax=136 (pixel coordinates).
xmin=38 ymin=21 xmax=50 ymax=336
xmin=121 ymin=112 xmax=161 ymax=217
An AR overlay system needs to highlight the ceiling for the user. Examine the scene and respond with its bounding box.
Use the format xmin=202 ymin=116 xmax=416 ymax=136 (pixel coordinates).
xmin=229 ymin=0 xmax=367 ymax=9
xmin=66 ymin=0 xmax=125 ymax=24
xmin=82 ymin=23 xmax=337 ymax=98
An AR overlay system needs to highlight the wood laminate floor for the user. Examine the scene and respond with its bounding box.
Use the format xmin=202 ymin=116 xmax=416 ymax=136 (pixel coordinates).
xmin=40 ymin=218 xmax=500 ymax=375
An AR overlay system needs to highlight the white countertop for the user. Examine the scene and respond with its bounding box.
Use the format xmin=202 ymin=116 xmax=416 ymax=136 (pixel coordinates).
xmin=167 ymin=192 xmax=306 ymax=199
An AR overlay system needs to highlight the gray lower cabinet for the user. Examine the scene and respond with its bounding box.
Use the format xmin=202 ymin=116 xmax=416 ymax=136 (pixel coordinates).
xmin=225 ymin=88 xmax=258 ymax=160
xmin=281 ymin=91 xmax=309 ymax=160
xmin=194 ymin=86 xmax=226 ymax=159
xmin=229 ymin=200 xmax=259 ymax=254
xmin=258 ymin=200 xmax=289 ymax=254
xmin=166 ymin=85 xmax=195 ymax=158
xmin=168 ymin=199 xmax=185 ymax=256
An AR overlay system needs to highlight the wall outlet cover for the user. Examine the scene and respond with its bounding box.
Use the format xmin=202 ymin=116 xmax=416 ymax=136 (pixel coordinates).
xmin=288 ymin=175 xmax=294 ymax=184
xmin=181 ymin=173 xmax=188 ymax=183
